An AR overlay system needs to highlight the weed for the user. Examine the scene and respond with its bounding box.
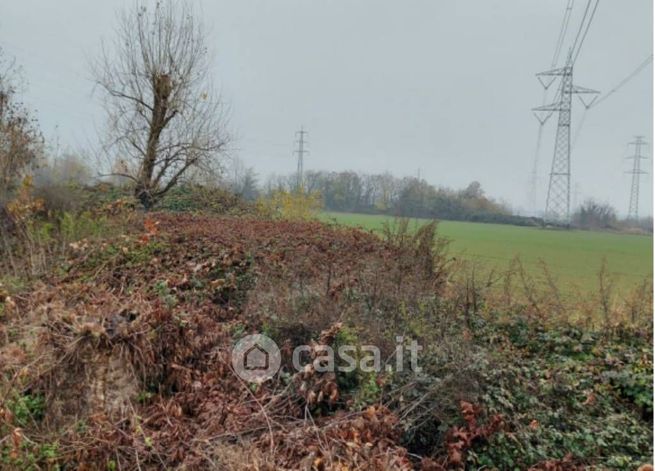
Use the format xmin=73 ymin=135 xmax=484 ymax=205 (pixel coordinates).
xmin=7 ymin=393 xmax=46 ymax=427
xmin=153 ymin=280 xmax=177 ymax=309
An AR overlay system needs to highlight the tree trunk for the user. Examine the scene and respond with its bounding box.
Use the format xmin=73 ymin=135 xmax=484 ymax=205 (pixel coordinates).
xmin=134 ymin=74 xmax=172 ymax=210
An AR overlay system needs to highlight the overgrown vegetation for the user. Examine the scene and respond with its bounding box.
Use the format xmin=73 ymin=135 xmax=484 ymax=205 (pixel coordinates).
xmin=0 ymin=4 xmax=651 ymax=467
xmin=0 ymin=205 xmax=651 ymax=469
xmin=0 ymin=47 xmax=44 ymax=201
xmin=0 ymin=177 xmax=135 ymax=279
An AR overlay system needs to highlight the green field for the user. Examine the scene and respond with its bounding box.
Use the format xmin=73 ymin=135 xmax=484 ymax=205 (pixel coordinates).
xmin=320 ymin=211 xmax=653 ymax=294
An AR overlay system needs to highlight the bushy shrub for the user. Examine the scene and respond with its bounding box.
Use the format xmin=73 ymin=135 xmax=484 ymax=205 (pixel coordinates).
xmin=257 ymin=189 xmax=322 ymax=220
xmin=156 ymin=183 xmax=254 ymax=214
xmin=0 ymin=178 xmax=133 ymax=278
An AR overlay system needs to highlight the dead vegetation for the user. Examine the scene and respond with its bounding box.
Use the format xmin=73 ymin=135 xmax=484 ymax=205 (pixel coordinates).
xmin=0 ymin=212 xmax=652 ymax=469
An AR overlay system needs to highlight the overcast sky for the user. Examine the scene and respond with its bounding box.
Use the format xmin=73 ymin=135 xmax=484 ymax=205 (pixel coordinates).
xmin=1 ymin=0 xmax=652 ymax=216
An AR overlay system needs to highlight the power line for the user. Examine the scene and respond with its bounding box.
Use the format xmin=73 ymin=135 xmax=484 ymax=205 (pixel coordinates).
xmin=551 ymin=0 xmax=575 ymax=68
xmin=591 ymin=54 xmax=653 ymax=109
xmin=569 ymin=0 xmax=592 ymax=60
xmin=572 ymin=0 xmax=600 ymax=64
xmin=572 ymin=54 xmax=652 ymax=147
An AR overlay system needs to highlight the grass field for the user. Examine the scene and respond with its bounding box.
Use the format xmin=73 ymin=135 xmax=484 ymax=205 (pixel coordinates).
xmin=320 ymin=211 xmax=653 ymax=294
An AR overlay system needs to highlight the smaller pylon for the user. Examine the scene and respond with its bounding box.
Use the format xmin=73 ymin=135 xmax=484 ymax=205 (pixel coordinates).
xmin=626 ymin=136 xmax=648 ymax=221
xmin=294 ymin=126 xmax=308 ymax=192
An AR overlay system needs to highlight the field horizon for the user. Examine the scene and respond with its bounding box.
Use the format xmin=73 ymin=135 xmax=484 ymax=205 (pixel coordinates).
xmin=320 ymin=211 xmax=653 ymax=294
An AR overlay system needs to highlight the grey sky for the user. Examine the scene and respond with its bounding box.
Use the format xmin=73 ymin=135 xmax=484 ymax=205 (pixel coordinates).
xmin=1 ymin=0 xmax=652 ymax=216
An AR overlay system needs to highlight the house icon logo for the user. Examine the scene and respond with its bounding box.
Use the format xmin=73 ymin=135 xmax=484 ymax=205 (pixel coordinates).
xmin=231 ymin=334 xmax=281 ymax=383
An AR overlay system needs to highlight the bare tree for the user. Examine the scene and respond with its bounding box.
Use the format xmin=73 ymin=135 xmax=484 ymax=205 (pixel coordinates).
xmin=93 ymin=0 xmax=229 ymax=209
xmin=0 ymin=48 xmax=43 ymax=200
xmin=572 ymin=199 xmax=617 ymax=230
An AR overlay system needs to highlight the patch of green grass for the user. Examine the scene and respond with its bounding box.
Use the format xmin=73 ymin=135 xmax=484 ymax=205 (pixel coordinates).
xmin=320 ymin=211 xmax=652 ymax=294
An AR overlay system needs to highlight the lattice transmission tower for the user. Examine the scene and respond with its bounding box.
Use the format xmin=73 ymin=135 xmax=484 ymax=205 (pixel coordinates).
xmin=626 ymin=136 xmax=648 ymax=221
xmin=533 ymin=53 xmax=598 ymax=224
xmin=294 ymin=126 xmax=308 ymax=192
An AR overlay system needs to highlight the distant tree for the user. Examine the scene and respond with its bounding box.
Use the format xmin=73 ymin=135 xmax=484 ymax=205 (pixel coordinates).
xmin=461 ymin=181 xmax=483 ymax=199
xmin=325 ymin=171 xmax=363 ymax=211
xmin=375 ymin=172 xmax=399 ymax=211
xmin=0 ymin=49 xmax=43 ymax=200
xmin=303 ymin=170 xmax=323 ymax=194
xmin=264 ymin=174 xmax=295 ymax=195
xmin=236 ymin=167 xmax=259 ymax=201
xmin=271 ymin=169 xmax=516 ymax=223
xmin=397 ymin=177 xmax=436 ymax=217
xmin=92 ymin=0 xmax=229 ymax=209
xmin=360 ymin=173 xmax=380 ymax=210
xmin=40 ymin=152 xmax=92 ymax=185
xmin=572 ymin=199 xmax=617 ymax=229
xmin=31 ymin=152 xmax=94 ymax=212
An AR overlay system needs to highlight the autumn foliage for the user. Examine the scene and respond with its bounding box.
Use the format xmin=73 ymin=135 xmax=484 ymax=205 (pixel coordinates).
xmin=0 ymin=212 xmax=651 ymax=469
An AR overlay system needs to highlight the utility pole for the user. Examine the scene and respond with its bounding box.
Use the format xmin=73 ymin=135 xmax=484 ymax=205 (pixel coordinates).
xmin=626 ymin=136 xmax=648 ymax=221
xmin=533 ymin=52 xmax=598 ymax=225
xmin=295 ymin=126 xmax=308 ymax=192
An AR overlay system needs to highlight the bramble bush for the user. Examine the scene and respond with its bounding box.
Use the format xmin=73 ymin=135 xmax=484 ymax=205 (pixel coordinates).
xmin=0 ymin=212 xmax=651 ymax=469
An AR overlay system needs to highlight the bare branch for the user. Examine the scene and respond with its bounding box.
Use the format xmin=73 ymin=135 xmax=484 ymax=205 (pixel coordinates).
xmin=91 ymin=0 xmax=229 ymax=209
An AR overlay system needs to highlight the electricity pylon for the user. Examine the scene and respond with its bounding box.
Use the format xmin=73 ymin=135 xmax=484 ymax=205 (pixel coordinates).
xmin=533 ymin=54 xmax=598 ymax=224
xmin=626 ymin=136 xmax=648 ymax=221
xmin=294 ymin=126 xmax=308 ymax=192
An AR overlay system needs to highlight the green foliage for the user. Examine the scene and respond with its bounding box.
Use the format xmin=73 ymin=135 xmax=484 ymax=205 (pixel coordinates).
xmin=351 ymin=372 xmax=381 ymax=409
xmin=333 ymin=326 xmax=382 ymax=409
xmin=58 ymin=211 xmax=108 ymax=243
xmin=137 ymin=390 xmax=155 ymax=405
xmin=7 ymin=393 xmax=46 ymax=427
xmin=604 ymin=357 xmax=652 ymax=415
xmin=153 ymin=280 xmax=178 ymax=309
xmin=156 ymin=184 xmax=253 ymax=214
xmin=1 ymin=440 xmax=60 ymax=470
xmin=468 ymin=317 xmax=653 ymax=469
xmin=0 ymin=395 xmax=55 ymax=468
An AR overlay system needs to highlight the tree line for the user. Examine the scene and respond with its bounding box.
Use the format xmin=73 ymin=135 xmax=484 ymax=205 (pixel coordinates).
xmin=260 ymin=170 xmax=541 ymax=225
